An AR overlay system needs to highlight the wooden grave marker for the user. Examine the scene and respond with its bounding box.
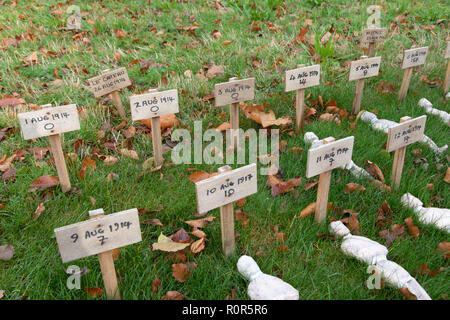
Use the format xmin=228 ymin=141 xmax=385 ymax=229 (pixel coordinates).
xmin=54 ymin=208 xmax=142 ymax=300
xmin=306 ymin=136 xmax=355 ymax=223
xmin=195 ymin=163 xmax=257 ymax=257
xmin=214 ymin=77 xmax=255 ymax=147
xmin=129 ymin=88 xmax=179 ymax=166
xmin=18 ymin=104 xmax=80 ymax=192
xmin=386 ymin=115 xmax=426 ymax=189
xmin=444 ymin=41 xmax=450 ymax=94
xmin=361 ymin=27 xmax=387 ymax=57
xmin=87 ymin=67 xmax=131 ymax=120
xmin=285 ymin=64 xmax=320 ymax=133
xmin=398 ymin=46 xmax=429 ymax=101
xmin=349 ymin=55 xmax=381 ymax=114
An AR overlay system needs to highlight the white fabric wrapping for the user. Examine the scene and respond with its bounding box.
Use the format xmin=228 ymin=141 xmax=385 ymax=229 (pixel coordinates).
xmin=418 ymin=98 xmax=450 ymax=126
xmin=329 ymin=221 xmax=431 ymax=300
xmin=359 ymin=111 xmax=448 ymax=154
xmin=400 ymin=193 xmax=450 ymax=233
xmin=237 ymin=255 xmax=299 ymax=300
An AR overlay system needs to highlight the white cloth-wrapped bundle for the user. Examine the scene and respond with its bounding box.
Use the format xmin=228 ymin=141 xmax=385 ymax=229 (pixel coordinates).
xmin=304 ymin=132 xmax=372 ymax=179
xmin=329 ymin=221 xmax=431 ymax=300
xmin=237 ymin=255 xmax=299 ymax=300
xmin=418 ymin=98 xmax=450 ymax=126
xmin=400 ymin=193 xmax=450 ymax=233
xmin=359 ymin=111 xmax=448 ymax=154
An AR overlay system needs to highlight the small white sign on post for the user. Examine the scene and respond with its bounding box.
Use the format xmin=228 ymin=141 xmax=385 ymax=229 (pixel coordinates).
xmin=401 ymin=47 xmax=428 ymax=69
xmin=361 ymin=28 xmax=387 ymax=44
xmin=196 ymin=163 xmax=257 ymax=213
xmin=306 ymin=136 xmax=355 ymax=178
xmin=306 ymin=136 xmax=354 ymax=224
xmin=87 ymin=67 xmax=132 ymax=98
xmin=214 ymin=78 xmax=255 ymax=107
xmin=349 ymin=56 xmax=381 ymax=81
xmin=386 ymin=116 xmax=426 ymax=189
xmin=18 ymin=104 xmax=80 ymax=140
xmin=386 ymin=115 xmax=426 ymax=153
xmin=130 ymin=89 xmax=179 ymax=121
xmin=285 ymin=64 xmax=320 ymax=92
xmin=54 ymin=208 xmax=142 ymax=263
xmin=195 ymin=163 xmax=257 ymax=258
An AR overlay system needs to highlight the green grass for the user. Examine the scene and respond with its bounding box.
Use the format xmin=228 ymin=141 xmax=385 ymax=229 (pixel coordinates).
xmin=0 ymin=0 xmax=449 ymax=300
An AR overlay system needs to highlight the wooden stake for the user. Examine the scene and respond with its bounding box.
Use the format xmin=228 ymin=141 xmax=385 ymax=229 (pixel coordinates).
xmin=228 ymin=77 xmax=239 ymax=148
xmin=351 ymin=56 xmax=368 ymax=115
xmin=444 ymin=59 xmax=450 ymax=94
xmin=148 ymin=88 xmax=163 ymax=166
xmin=391 ymin=116 xmax=411 ymax=189
xmin=102 ymin=69 xmax=127 ymax=120
xmin=40 ymin=104 xmax=71 ymax=193
xmin=398 ymin=67 xmax=413 ymax=102
xmin=89 ymin=209 xmax=120 ymax=300
xmin=295 ymin=64 xmax=306 ymax=134
xmin=314 ymin=137 xmax=335 ymax=223
xmin=368 ymin=42 xmax=376 ymax=57
xmin=217 ymin=165 xmax=235 ymax=257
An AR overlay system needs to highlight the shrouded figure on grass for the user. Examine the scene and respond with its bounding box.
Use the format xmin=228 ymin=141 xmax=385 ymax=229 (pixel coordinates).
xmin=358 ymin=111 xmax=448 ymax=154
xmin=401 ymin=193 xmax=450 ymax=233
xmin=418 ymin=98 xmax=450 ymax=126
xmin=237 ymin=255 xmax=299 ymax=300
xmin=329 ymin=221 xmax=431 ymax=300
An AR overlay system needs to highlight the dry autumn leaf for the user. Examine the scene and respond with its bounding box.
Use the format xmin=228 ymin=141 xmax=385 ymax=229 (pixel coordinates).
xmin=32 ymin=202 xmax=45 ymax=221
xmin=185 ymin=216 xmax=216 ymax=229
xmin=0 ymin=245 xmax=14 ymax=261
xmin=84 ymin=287 xmax=104 ymax=298
xmin=170 ymin=228 xmax=192 ymax=243
xmin=120 ymin=149 xmax=139 ymax=160
xmin=152 ymin=233 xmax=190 ymax=252
xmin=404 ymin=217 xmax=419 ymax=239
xmin=139 ymin=114 xmax=179 ymax=131
xmin=300 ymin=202 xmax=315 ymax=218
xmin=29 ymin=175 xmax=59 ymax=192
xmin=445 ymin=167 xmax=450 ymax=183
xmin=152 ymin=278 xmax=161 ymax=293
xmin=191 ymin=237 xmax=206 ymax=253
xmin=344 ymin=183 xmax=366 ymax=194
xmin=189 ymin=171 xmax=211 ymax=183
xmin=172 ymin=262 xmax=196 ymax=282
xmin=103 ymin=155 xmax=119 ymax=167
xmin=162 ymin=291 xmax=184 ymax=300
xmin=365 ymin=160 xmax=385 ymax=182
xmin=239 ymin=103 xmax=292 ymax=128
xmin=436 ymin=242 xmax=450 ymax=260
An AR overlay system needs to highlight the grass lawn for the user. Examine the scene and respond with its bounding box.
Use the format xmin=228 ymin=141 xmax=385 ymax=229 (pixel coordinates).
xmin=0 ymin=0 xmax=448 ymax=300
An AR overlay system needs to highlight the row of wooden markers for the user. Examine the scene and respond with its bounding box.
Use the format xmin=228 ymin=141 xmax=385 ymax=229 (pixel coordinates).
xmin=15 ymin=29 xmax=449 ymax=300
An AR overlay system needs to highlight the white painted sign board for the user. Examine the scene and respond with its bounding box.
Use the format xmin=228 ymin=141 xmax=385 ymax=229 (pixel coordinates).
xmin=130 ymin=89 xmax=179 ymax=121
xmin=87 ymin=67 xmax=131 ymax=98
xmin=306 ymin=136 xmax=354 ymax=178
xmin=195 ymin=163 xmax=257 ymax=213
xmin=386 ymin=115 xmax=426 ymax=152
xmin=361 ymin=28 xmax=387 ymax=44
xmin=285 ymin=64 xmax=320 ymax=92
xmin=18 ymin=104 xmax=80 ymax=140
xmin=214 ymin=78 xmax=255 ymax=106
xmin=54 ymin=208 xmax=142 ymax=263
xmin=349 ymin=56 xmax=381 ymax=81
xmin=401 ymin=47 xmax=428 ymax=69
